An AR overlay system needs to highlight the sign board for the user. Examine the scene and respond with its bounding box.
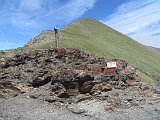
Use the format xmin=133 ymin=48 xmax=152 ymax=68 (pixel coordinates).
xmin=107 ymin=62 xmax=117 ymax=68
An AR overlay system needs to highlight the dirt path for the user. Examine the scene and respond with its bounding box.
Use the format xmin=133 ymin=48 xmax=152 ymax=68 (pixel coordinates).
xmin=0 ymin=94 xmax=92 ymax=120
xmin=0 ymin=94 xmax=160 ymax=120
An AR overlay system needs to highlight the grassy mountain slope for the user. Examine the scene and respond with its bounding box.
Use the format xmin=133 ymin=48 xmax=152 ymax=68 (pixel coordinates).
xmin=25 ymin=18 xmax=160 ymax=84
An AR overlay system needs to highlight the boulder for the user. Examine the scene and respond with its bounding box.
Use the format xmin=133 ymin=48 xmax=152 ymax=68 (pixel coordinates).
xmin=101 ymin=84 xmax=112 ymax=92
xmin=44 ymin=96 xmax=60 ymax=103
xmin=67 ymin=105 xmax=86 ymax=114
xmin=80 ymin=81 xmax=95 ymax=94
xmin=66 ymin=89 xmax=80 ymax=96
xmin=32 ymin=75 xmax=52 ymax=87
xmin=75 ymin=94 xmax=92 ymax=102
xmin=55 ymin=48 xmax=66 ymax=58
xmin=139 ymin=83 xmax=153 ymax=96
xmin=51 ymin=83 xmax=64 ymax=92
xmin=29 ymin=93 xmax=41 ymax=99
xmin=90 ymin=83 xmax=103 ymax=94
xmin=51 ymin=83 xmax=68 ymax=98
xmin=87 ymin=64 xmax=104 ymax=76
xmin=52 ymin=70 xmax=77 ymax=84
xmin=140 ymin=84 xmax=151 ymax=91
xmin=154 ymin=82 xmax=160 ymax=94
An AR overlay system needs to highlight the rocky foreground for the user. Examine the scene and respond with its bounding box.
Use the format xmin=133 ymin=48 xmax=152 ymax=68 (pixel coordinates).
xmin=0 ymin=48 xmax=160 ymax=120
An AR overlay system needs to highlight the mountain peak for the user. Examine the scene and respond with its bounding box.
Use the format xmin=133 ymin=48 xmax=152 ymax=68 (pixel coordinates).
xmin=24 ymin=18 xmax=160 ymax=83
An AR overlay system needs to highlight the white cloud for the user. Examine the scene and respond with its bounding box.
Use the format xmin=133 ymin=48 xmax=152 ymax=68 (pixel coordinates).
xmin=38 ymin=0 xmax=97 ymax=24
xmin=20 ymin=0 xmax=42 ymax=10
xmin=0 ymin=0 xmax=97 ymax=50
xmin=102 ymin=0 xmax=160 ymax=48
xmin=0 ymin=0 xmax=96 ymax=29
xmin=62 ymin=0 xmax=96 ymax=21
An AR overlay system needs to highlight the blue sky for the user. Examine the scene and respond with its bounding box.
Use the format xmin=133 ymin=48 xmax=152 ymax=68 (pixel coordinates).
xmin=0 ymin=0 xmax=160 ymax=50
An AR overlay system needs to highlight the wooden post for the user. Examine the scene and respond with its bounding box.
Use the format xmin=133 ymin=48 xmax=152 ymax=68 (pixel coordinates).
xmin=54 ymin=25 xmax=59 ymax=48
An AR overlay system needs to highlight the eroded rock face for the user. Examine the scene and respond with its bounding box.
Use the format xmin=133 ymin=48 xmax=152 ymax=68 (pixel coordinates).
xmin=0 ymin=48 xmax=139 ymax=100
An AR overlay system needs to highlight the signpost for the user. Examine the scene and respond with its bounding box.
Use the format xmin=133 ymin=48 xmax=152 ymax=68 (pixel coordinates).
xmin=106 ymin=62 xmax=117 ymax=76
xmin=107 ymin=62 xmax=117 ymax=68
xmin=54 ymin=25 xmax=59 ymax=48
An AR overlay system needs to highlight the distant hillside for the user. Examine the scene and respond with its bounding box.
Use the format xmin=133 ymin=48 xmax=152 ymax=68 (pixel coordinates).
xmin=25 ymin=18 xmax=160 ymax=84
xmin=25 ymin=30 xmax=54 ymax=48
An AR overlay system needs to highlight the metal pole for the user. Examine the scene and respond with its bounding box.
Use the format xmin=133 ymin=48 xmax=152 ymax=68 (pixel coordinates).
xmin=54 ymin=25 xmax=59 ymax=48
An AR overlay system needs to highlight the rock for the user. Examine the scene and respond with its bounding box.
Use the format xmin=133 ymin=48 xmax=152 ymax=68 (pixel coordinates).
xmin=105 ymin=106 xmax=115 ymax=111
xmin=119 ymin=100 xmax=132 ymax=109
xmin=125 ymin=96 xmax=133 ymax=102
xmin=44 ymin=96 xmax=60 ymax=103
xmin=51 ymin=84 xmax=67 ymax=98
xmin=87 ymin=64 xmax=104 ymax=76
xmin=55 ymin=87 xmax=66 ymax=97
xmin=65 ymin=48 xmax=87 ymax=60
xmin=155 ymin=88 xmax=160 ymax=94
xmin=26 ymin=95 xmax=30 ymax=99
xmin=0 ymin=81 xmax=22 ymax=99
xmin=32 ymin=75 xmax=52 ymax=87
xmin=104 ymin=68 xmax=116 ymax=77
xmin=1 ymin=59 xmax=12 ymax=68
xmin=75 ymin=94 xmax=92 ymax=102
xmin=51 ymin=83 xmax=75 ymax=98
xmin=1 ymin=89 xmax=19 ymax=98
xmin=51 ymin=70 xmax=77 ymax=84
xmin=14 ymin=68 xmax=21 ymax=78
xmin=80 ymin=81 xmax=95 ymax=94
xmin=96 ymin=93 xmax=112 ymax=101
xmin=67 ymin=105 xmax=86 ymax=114
xmin=19 ymin=85 xmax=33 ymax=93
xmin=52 ymin=69 xmax=94 ymax=95
xmin=131 ymin=98 xmax=146 ymax=106
xmin=77 ymin=71 xmax=94 ymax=83
xmin=99 ymin=75 xmax=112 ymax=82
xmin=51 ymin=83 xmax=65 ymax=92
xmin=101 ymin=84 xmax=112 ymax=92
xmin=63 ymin=82 xmax=79 ymax=90
xmin=126 ymin=79 xmax=135 ymax=86
xmin=140 ymin=83 xmax=153 ymax=96
xmin=70 ymin=108 xmax=86 ymax=114
xmin=0 ymin=92 xmax=5 ymax=99
xmin=1 ymin=54 xmax=26 ymax=68
xmin=90 ymin=83 xmax=103 ymax=94
xmin=27 ymin=51 xmax=38 ymax=59
xmin=0 ymin=72 xmax=10 ymax=79
xmin=29 ymin=93 xmax=41 ymax=99
xmin=115 ymin=59 xmax=128 ymax=70
xmin=55 ymin=48 xmax=66 ymax=58
xmin=125 ymin=66 xmax=136 ymax=75
xmin=66 ymin=89 xmax=80 ymax=96
xmin=58 ymin=92 xmax=70 ymax=98
xmin=154 ymin=82 xmax=160 ymax=94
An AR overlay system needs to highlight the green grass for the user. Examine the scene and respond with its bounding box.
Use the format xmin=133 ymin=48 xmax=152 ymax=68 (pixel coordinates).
xmin=137 ymin=70 xmax=155 ymax=84
xmin=25 ymin=18 xmax=160 ymax=84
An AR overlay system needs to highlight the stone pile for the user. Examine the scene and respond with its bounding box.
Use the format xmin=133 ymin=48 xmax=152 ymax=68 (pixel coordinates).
xmin=0 ymin=48 xmax=139 ymax=100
